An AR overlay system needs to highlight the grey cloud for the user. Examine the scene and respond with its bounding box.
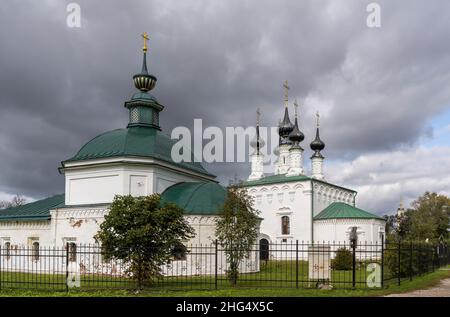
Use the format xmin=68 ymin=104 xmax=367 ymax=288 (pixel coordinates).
xmin=0 ymin=0 xmax=449 ymax=215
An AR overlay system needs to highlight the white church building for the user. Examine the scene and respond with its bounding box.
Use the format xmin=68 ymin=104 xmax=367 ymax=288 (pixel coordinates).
xmin=244 ymin=83 xmax=385 ymax=252
xmin=0 ymin=36 xmax=385 ymax=267
xmin=0 ymin=36 xmax=232 ymax=258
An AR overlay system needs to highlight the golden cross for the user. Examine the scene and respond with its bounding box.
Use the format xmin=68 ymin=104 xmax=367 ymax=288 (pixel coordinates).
xmin=142 ymin=32 xmax=150 ymax=52
xmin=283 ymin=80 xmax=290 ymax=106
xmin=316 ymin=111 xmax=320 ymax=128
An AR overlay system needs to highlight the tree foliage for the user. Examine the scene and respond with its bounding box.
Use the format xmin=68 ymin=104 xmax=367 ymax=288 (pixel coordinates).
xmin=408 ymin=192 xmax=450 ymax=241
xmin=331 ymin=248 xmax=353 ymax=271
xmin=385 ymin=192 xmax=450 ymax=242
xmin=215 ymin=185 xmax=260 ymax=285
xmin=95 ymin=194 xmax=194 ymax=288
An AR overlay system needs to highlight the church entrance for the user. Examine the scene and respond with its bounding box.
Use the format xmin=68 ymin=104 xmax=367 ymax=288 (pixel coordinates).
xmin=259 ymin=238 xmax=269 ymax=261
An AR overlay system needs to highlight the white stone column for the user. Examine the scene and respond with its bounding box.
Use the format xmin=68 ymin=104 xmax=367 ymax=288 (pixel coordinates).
xmin=276 ymin=145 xmax=291 ymax=174
xmin=287 ymin=148 xmax=304 ymax=176
xmin=248 ymin=153 xmax=264 ymax=181
xmin=311 ymin=156 xmax=324 ymax=180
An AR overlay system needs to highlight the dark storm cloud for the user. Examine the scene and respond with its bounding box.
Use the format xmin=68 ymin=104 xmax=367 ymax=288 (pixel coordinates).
xmin=0 ymin=0 xmax=450 ymax=212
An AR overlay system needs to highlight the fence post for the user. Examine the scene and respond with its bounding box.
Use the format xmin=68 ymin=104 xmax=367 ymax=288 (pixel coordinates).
xmin=381 ymin=238 xmax=384 ymax=288
xmin=65 ymin=242 xmax=69 ymax=293
xmin=397 ymin=240 xmax=401 ymax=286
xmin=409 ymin=241 xmax=413 ymax=281
xmin=214 ymin=240 xmax=218 ymax=290
xmin=352 ymin=241 xmax=356 ymax=289
xmin=295 ymin=240 xmax=299 ymax=289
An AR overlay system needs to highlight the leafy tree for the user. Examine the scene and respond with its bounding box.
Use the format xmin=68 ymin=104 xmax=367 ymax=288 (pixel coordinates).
xmin=0 ymin=194 xmax=26 ymax=209
xmin=407 ymin=192 xmax=450 ymax=241
xmin=215 ymin=185 xmax=260 ymax=285
xmin=95 ymin=194 xmax=194 ymax=288
xmin=384 ymin=214 xmax=397 ymax=236
xmin=384 ymin=192 xmax=449 ymax=243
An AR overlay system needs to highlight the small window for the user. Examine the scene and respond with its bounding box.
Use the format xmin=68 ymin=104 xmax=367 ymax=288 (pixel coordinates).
xmin=68 ymin=243 xmax=77 ymax=262
xmin=32 ymin=242 xmax=40 ymax=261
xmin=281 ymin=216 xmax=290 ymax=235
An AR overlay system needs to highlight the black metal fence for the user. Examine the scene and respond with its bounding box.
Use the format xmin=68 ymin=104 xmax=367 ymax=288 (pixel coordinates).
xmin=0 ymin=241 xmax=448 ymax=292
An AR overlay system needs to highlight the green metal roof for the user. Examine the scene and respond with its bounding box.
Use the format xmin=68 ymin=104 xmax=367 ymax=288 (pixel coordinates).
xmin=243 ymin=174 xmax=357 ymax=194
xmin=0 ymin=194 xmax=65 ymax=222
xmin=62 ymin=126 xmax=214 ymax=177
xmin=161 ymin=182 xmax=227 ymax=215
xmin=243 ymin=174 xmax=310 ymax=187
xmin=314 ymin=202 xmax=384 ymax=221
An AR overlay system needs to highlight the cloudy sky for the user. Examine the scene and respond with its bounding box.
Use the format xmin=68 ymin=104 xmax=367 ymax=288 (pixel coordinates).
xmin=0 ymin=0 xmax=449 ymax=215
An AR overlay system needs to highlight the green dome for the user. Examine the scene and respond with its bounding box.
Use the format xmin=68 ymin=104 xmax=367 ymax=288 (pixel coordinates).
xmin=161 ymin=182 xmax=227 ymax=215
xmin=64 ymin=126 xmax=214 ymax=177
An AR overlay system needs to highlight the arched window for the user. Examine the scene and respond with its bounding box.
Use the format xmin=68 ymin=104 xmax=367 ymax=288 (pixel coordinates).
xmin=68 ymin=243 xmax=77 ymax=262
xmin=5 ymin=242 xmax=11 ymax=260
xmin=259 ymin=239 xmax=269 ymax=261
xmin=32 ymin=242 xmax=40 ymax=261
xmin=281 ymin=216 xmax=290 ymax=235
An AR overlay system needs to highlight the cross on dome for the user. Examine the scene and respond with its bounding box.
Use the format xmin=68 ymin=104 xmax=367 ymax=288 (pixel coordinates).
xmin=142 ymin=32 xmax=149 ymax=52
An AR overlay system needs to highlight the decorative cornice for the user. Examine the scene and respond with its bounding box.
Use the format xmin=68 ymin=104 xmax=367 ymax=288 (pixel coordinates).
xmin=185 ymin=215 xmax=218 ymax=225
xmin=0 ymin=221 xmax=51 ymax=229
xmin=51 ymin=207 xmax=109 ymax=219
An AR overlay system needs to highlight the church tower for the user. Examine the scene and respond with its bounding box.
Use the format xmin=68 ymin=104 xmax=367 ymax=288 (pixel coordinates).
xmin=287 ymin=100 xmax=305 ymax=176
xmin=124 ymin=32 xmax=163 ymax=129
xmin=397 ymin=196 xmax=406 ymax=217
xmin=248 ymin=109 xmax=265 ymax=181
xmin=310 ymin=112 xmax=326 ymax=180
xmin=276 ymin=81 xmax=294 ymax=175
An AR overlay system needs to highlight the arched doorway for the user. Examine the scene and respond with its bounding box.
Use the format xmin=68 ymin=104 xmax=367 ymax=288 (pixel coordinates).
xmin=259 ymin=238 xmax=269 ymax=261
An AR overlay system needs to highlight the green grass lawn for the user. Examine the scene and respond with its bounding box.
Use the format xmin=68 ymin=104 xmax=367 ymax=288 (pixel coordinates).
xmin=0 ymin=263 xmax=448 ymax=297
xmin=0 ymin=260 xmax=380 ymax=291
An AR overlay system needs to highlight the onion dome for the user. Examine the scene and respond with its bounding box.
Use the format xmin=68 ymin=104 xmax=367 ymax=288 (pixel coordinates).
xmin=289 ymin=117 xmax=304 ymax=149
xmin=279 ymin=81 xmax=294 ymax=145
xmin=289 ymin=100 xmax=304 ymax=149
xmin=278 ymin=107 xmax=294 ymax=139
xmin=273 ymin=145 xmax=280 ymax=156
xmin=133 ymin=32 xmax=157 ymax=92
xmin=310 ymin=112 xmax=325 ymax=157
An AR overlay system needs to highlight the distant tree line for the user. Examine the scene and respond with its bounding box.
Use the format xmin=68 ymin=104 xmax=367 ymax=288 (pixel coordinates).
xmin=0 ymin=194 xmax=26 ymax=209
xmin=384 ymin=192 xmax=450 ymax=242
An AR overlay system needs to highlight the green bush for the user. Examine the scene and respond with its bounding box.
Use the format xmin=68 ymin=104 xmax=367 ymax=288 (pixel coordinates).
xmin=384 ymin=242 xmax=436 ymax=279
xmin=332 ymin=248 xmax=353 ymax=270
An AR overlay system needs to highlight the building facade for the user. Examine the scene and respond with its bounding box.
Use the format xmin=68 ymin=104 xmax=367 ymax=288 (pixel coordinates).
xmin=244 ymin=83 xmax=385 ymax=250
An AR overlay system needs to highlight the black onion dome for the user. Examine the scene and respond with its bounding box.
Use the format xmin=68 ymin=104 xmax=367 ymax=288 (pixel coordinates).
xmin=289 ymin=117 xmax=304 ymax=144
xmin=278 ymin=107 xmax=294 ymax=138
xmin=310 ymin=127 xmax=325 ymax=152
xmin=133 ymin=51 xmax=157 ymax=92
